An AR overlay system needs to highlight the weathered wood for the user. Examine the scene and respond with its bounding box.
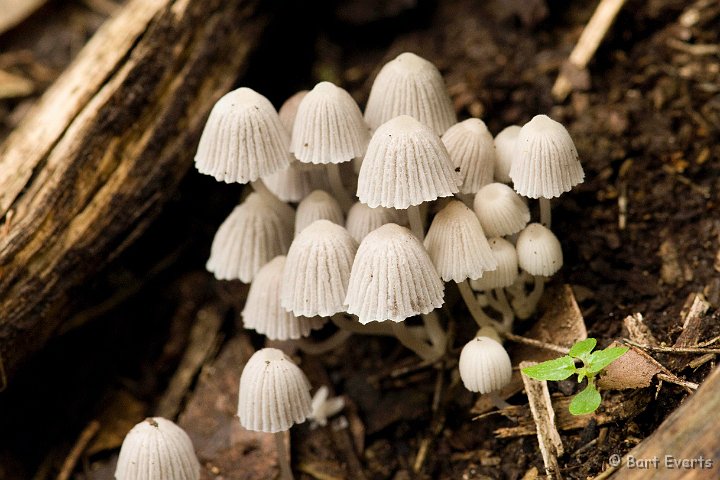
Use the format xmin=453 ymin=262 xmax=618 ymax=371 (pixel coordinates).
xmin=0 ymin=0 xmax=270 ymax=381
xmin=607 ymin=365 xmax=720 ymax=479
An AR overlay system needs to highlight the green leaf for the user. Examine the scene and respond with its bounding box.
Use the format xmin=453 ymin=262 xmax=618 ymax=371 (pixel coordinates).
xmin=522 ymin=356 xmax=576 ymax=381
xmin=569 ymin=338 xmax=597 ymax=360
xmin=586 ymin=346 xmax=629 ymax=374
xmin=569 ymin=384 xmax=602 ymax=415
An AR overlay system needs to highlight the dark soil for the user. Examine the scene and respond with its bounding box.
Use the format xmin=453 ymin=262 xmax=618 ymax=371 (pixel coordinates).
xmin=0 ymin=0 xmax=718 ymax=479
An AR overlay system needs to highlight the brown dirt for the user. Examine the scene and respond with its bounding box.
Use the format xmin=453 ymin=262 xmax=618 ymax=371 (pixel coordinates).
xmin=0 ymin=0 xmax=718 ymax=478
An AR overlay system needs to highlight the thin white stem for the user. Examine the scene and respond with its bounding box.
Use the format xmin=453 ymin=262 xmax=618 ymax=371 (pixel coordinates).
xmin=327 ymin=163 xmax=354 ymax=213
xmin=539 ymin=197 xmax=552 ymax=228
xmin=251 ymin=178 xmax=276 ymax=200
xmin=294 ymin=329 xmax=352 ymax=355
xmin=407 ymin=204 xmax=425 ymax=240
xmin=274 ymin=431 xmax=294 ymax=480
xmin=421 ymin=310 xmax=447 ymax=353
xmin=331 ymin=314 xmax=395 ymax=336
xmin=390 ymin=322 xmax=440 ymax=362
xmin=512 ymin=276 xmax=546 ymax=320
xmin=488 ymin=391 xmax=512 ymax=410
xmin=458 ymin=280 xmax=503 ymax=331
xmin=493 ymin=288 xmax=515 ymax=330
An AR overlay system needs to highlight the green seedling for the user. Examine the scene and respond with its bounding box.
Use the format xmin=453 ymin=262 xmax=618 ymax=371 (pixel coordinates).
xmin=521 ymin=338 xmax=628 ymax=415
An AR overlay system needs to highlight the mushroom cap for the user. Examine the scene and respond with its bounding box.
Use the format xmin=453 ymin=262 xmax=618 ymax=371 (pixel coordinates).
xmin=442 ymin=118 xmax=495 ymax=194
xmin=264 ymin=162 xmax=330 ymax=203
xmin=345 ymin=202 xmax=403 ymax=242
xmin=206 ymin=193 xmax=292 ymax=282
xmin=295 ymin=190 xmax=344 ymax=235
xmin=278 ymin=90 xmax=309 ymax=133
xmin=516 ymin=223 xmax=563 ymax=276
xmin=493 ymin=125 xmax=520 ymax=184
xmin=345 ymin=223 xmax=444 ymax=324
xmin=424 ymin=200 xmax=497 ymax=283
xmin=291 ymin=81 xmax=370 ymax=165
xmin=458 ymin=336 xmax=513 ymax=394
xmin=470 ymin=237 xmax=519 ymax=290
xmin=364 ymin=52 xmax=456 ymax=135
xmin=509 ymin=115 xmax=584 ymax=198
xmin=195 ymin=87 xmax=291 ymax=184
xmin=281 ymin=220 xmax=359 ymax=317
xmin=473 ymin=182 xmax=530 ymax=237
xmin=115 ymin=417 xmax=200 ymax=480
xmin=237 ymin=348 xmax=312 ymax=433
xmin=242 ymin=256 xmax=327 ymax=340
xmin=357 ymin=115 xmax=459 ymax=209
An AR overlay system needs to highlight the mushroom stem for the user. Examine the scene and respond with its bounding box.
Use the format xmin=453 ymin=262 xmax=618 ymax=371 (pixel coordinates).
xmin=326 ymin=163 xmax=354 ymax=213
xmin=251 ymin=177 xmax=277 ymax=201
xmin=294 ymin=329 xmax=353 ymax=355
xmin=331 ymin=314 xmax=395 ymax=336
xmin=421 ymin=310 xmax=447 ymax=353
xmin=492 ymin=288 xmax=515 ymax=329
xmin=488 ymin=391 xmax=512 ymax=410
xmin=539 ymin=197 xmax=552 ymax=229
xmin=390 ymin=322 xmax=441 ymax=362
xmin=274 ymin=431 xmax=294 ymax=480
xmin=407 ymin=205 xmax=425 ymax=240
xmin=511 ymin=276 xmax=546 ymax=320
xmin=458 ymin=280 xmax=503 ymax=331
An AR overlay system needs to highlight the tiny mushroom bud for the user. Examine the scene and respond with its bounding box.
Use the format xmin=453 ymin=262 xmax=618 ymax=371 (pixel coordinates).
xmin=458 ymin=336 xmax=512 ymax=394
xmin=206 ymin=193 xmax=292 ymax=283
xmin=238 ymin=348 xmax=312 ymax=433
xmin=345 ymin=202 xmax=402 ymax=242
xmin=471 ymin=237 xmax=519 ymax=291
xmin=365 ymin=52 xmax=456 ymax=135
xmin=515 ymin=223 xmax=563 ymax=276
xmin=281 ymin=220 xmax=358 ymax=318
xmin=295 ymin=190 xmax=344 ymax=236
xmin=493 ymin=125 xmax=520 ymax=184
xmin=510 ymin=114 xmax=584 ymax=199
xmin=442 ymin=118 xmax=495 ymax=194
xmin=195 ymin=87 xmax=290 ymax=184
xmin=242 ymin=256 xmax=327 ymax=340
xmin=345 ymin=223 xmax=444 ymax=324
xmin=263 ymin=162 xmax=330 ymax=203
xmin=308 ymin=386 xmax=345 ymax=428
xmin=115 ymin=417 xmax=200 ymax=480
xmin=473 ymin=182 xmax=530 ymax=237
xmin=278 ymin=90 xmax=309 ymax=133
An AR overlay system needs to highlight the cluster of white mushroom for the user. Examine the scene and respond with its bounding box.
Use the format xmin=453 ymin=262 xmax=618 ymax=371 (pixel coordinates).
xmin=112 ymin=51 xmax=584 ymax=479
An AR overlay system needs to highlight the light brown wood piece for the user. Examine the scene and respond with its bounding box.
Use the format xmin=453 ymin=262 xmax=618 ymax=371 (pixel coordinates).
xmin=0 ymin=0 xmax=269 ymax=380
xmin=521 ymin=361 xmax=564 ymax=480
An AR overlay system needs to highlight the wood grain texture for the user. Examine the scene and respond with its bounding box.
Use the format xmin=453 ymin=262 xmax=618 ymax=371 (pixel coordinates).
xmin=0 ymin=0 xmax=269 ymax=380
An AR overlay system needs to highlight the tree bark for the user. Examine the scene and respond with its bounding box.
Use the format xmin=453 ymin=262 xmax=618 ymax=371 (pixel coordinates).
xmin=0 ymin=0 xmax=270 ymax=381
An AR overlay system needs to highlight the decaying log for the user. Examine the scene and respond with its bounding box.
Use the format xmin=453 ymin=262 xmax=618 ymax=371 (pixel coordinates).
xmin=608 ymin=365 xmax=720 ymax=479
xmin=0 ymin=0 xmax=270 ymax=381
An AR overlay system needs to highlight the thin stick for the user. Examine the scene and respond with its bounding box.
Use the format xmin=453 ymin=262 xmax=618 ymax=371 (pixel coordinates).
xmin=294 ymin=330 xmax=352 ymax=355
xmin=552 ymin=0 xmax=627 ymax=101
xmin=407 ymin=205 xmax=425 ymax=240
xmin=57 ymin=420 xmax=101 ymax=480
xmin=656 ymin=373 xmax=699 ymax=391
xmin=391 ymin=322 xmax=440 ymax=362
xmin=623 ymin=339 xmax=720 ymax=355
xmin=501 ymin=331 xmax=570 ymax=355
xmin=457 ymin=280 xmax=503 ymax=331
xmin=539 ymin=197 xmax=552 ymax=228
xmin=274 ymin=431 xmax=294 ymax=480
xmin=326 ymin=163 xmax=354 ymax=213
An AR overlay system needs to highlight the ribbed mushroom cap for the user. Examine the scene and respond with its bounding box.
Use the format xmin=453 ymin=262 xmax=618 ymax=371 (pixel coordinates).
xmin=281 ymin=220 xmax=359 ymax=317
xmin=242 ymin=256 xmax=327 ymax=340
xmin=263 ymin=161 xmax=330 ymax=203
xmin=510 ymin=115 xmax=584 ymax=198
xmin=473 ymin=182 xmax=530 ymax=237
xmin=238 ymin=348 xmax=312 ymax=433
xmin=278 ymin=90 xmax=308 ymax=133
xmin=516 ymin=223 xmax=563 ymax=276
xmin=345 ymin=223 xmax=444 ymax=324
xmin=471 ymin=237 xmax=519 ymax=291
xmin=345 ymin=202 xmax=402 ymax=242
xmin=295 ymin=190 xmax=344 ymax=235
xmin=458 ymin=336 xmax=513 ymax=394
xmin=442 ymin=118 xmax=495 ymax=194
xmin=494 ymin=125 xmax=520 ymax=183
xmin=115 ymin=417 xmax=200 ymax=480
xmin=206 ymin=193 xmax=292 ymax=282
xmin=195 ymin=87 xmax=291 ymax=184
xmin=357 ymin=115 xmax=459 ymax=209
xmin=365 ymin=52 xmax=456 ymax=135
xmin=424 ymin=201 xmax=497 ymax=283
xmin=291 ymin=82 xmax=370 ymax=165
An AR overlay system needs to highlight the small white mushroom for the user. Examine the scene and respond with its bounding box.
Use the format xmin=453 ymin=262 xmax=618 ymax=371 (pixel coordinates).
xmin=516 ymin=223 xmax=563 ymax=277
xmin=473 ymin=182 xmax=530 ymax=238
xmin=294 ymin=190 xmax=344 ymax=236
xmin=458 ymin=336 xmax=512 ymax=394
xmin=442 ymin=118 xmax=495 ymax=194
xmin=345 ymin=202 xmax=403 ymax=242
xmin=493 ymin=125 xmax=520 ymax=184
